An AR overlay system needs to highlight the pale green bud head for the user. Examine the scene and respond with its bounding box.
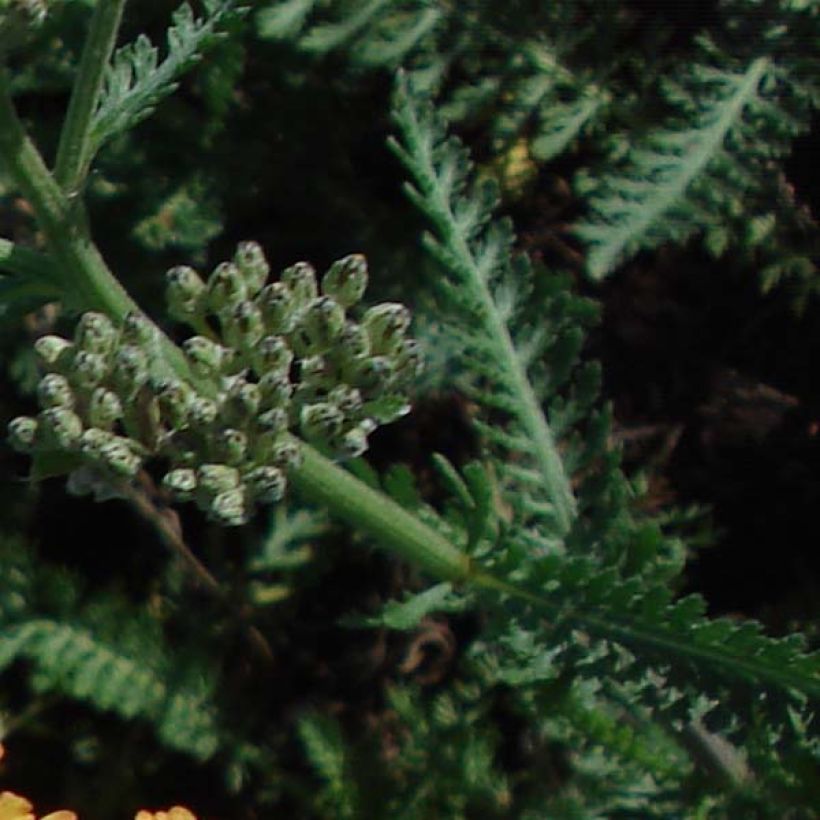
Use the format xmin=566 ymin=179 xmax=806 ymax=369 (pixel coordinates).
xmin=222 ymin=377 xmax=261 ymax=426
xmin=258 ymin=371 xmax=293 ymax=409
xmin=88 ymin=387 xmax=123 ymax=429
xmin=7 ymin=416 xmax=38 ymax=453
xmin=300 ymin=402 xmax=344 ymax=443
xmin=362 ymin=303 xmax=411 ymax=355
xmin=99 ymin=439 xmax=142 ymax=478
xmin=281 ymin=262 xmax=317 ymax=309
xmin=299 ymin=355 xmax=335 ymax=389
xmin=333 ymin=425 xmax=369 ymax=459
xmin=166 ymin=265 xmax=206 ymax=322
xmin=156 ymin=379 xmax=193 ymax=428
xmin=112 ymin=345 xmax=148 ymax=396
xmin=38 ymin=407 xmax=83 ymax=449
xmin=268 ymin=438 xmax=303 ymax=470
xmin=121 ymin=311 xmax=158 ymax=348
xmin=256 ymin=282 xmax=296 ymax=334
xmin=196 ymin=464 xmax=241 ymax=502
xmin=246 ymin=465 xmax=286 ymax=503
xmin=335 ymin=321 xmax=370 ymax=362
xmin=162 ymin=468 xmax=197 ymax=501
xmin=70 ymin=350 xmax=108 ymax=391
xmin=289 ymin=296 xmax=345 ymax=357
xmin=350 ymin=356 xmax=394 ymax=396
xmin=79 ymin=427 xmax=114 ymax=458
xmin=328 ymin=384 xmax=363 ymax=417
xmin=223 ymin=300 xmax=264 ymax=349
xmin=215 ymin=428 xmax=248 ymax=465
xmin=257 ymin=407 xmax=288 ymax=436
xmin=207 ymin=262 xmax=247 ymax=314
xmin=37 ymin=373 xmax=74 ymax=410
xmin=188 ymin=397 xmax=219 ymax=429
xmin=183 ymin=336 xmax=226 ymax=377
xmin=234 ymin=241 xmax=270 ymax=296
xmin=391 ymin=338 xmax=424 ymax=386
xmin=209 ymin=488 xmax=248 ymax=527
xmin=252 ymin=335 xmax=293 ymax=378
xmin=321 ymin=254 xmax=368 ymax=308
xmin=75 ymin=312 xmax=117 ymax=357
xmin=34 ymin=335 xmax=72 ymax=369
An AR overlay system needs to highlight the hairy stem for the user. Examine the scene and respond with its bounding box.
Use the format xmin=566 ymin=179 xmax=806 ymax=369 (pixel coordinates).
xmin=54 ymin=0 xmax=127 ymax=194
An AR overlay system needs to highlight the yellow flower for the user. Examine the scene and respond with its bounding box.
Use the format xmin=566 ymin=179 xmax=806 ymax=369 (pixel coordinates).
xmin=134 ymin=809 xmax=196 ymax=820
xmin=0 ymin=793 xmax=75 ymax=820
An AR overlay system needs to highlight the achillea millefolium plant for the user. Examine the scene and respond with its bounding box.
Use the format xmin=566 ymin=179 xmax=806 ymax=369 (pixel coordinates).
xmin=0 ymin=0 xmax=818 ymax=817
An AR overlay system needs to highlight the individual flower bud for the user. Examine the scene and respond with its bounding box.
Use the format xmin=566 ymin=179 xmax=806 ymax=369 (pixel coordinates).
xmin=289 ymin=296 xmax=346 ymax=356
xmin=75 ymin=311 xmax=117 ymax=356
xmin=391 ymin=338 xmax=424 ymax=385
xmin=163 ymin=468 xmax=197 ymax=501
xmin=362 ymin=303 xmax=411 ymax=355
xmin=281 ymin=262 xmax=317 ymax=310
xmin=188 ymin=397 xmax=219 ymax=429
xmin=88 ymin=387 xmax=123 ymax=429
xmin=234 ymin=241 xmax=270 ymax=296
xmin=183 ymin=336 xmax=227 ymax=377
xmin=349 ymin=355 xmax=394 ymax=395
xmin=207 ymin=262 xmax=247 ymax=314
xmin=335 ymin=321 xmax=370 ymax=362
xmin=268 ymin=438 xmax=303 ymax=470
xmin=257 ymin=407 xmax=288 ymax=435
xmin=112 ymin=345 xmax=148 ymax=396
xmin=328 ymin=384 xmax=363 ymax=416
xmin=210 ymin=487 xmax=248 ymax=526
xmin=37 ymin=373 xmax=74 ymax=409
xmin=223 ymin=300 xmax=264 ymax=349
xmin=222 ymin=377 xmax=261 ymax=426
xmin=256 ymin=282 xmax=296 ymax=334
xmin=99 ymin=439 xmax=142 ymax=478
xmin=34 ymin=334 xmax=72 ymax=369
xmin=196 ymin=464 xmax=240 ymax=504
xmin=299 ymin=355 xmax=335 ymax=388
xmin=38 ymin=407 xmax=83 ymax=449
xmin=70 ymin=350 xmax=108 ymax=390
xmin=258 ymin=371 xmax=293 ymax=408
xmin=252 ymin=335 xmax=293 ymax=378
xmin=79 ymin=426 xmax=113 ymax=458
xmin=215 ymin=428 xmax=247 ymax=465
xmin=121 ymin=311 xmax=158 ymax=347
xmin=321 ymin=254 xmax=368 ymax=308
xmin=156 ymin=379 xmax=193 ymax=428
xmin=246 ymin=465 xmax=286 ymax=503
xmin=332 ymin=425 xmax=370 ymax=459
xmin=166 ymin=265 xmax=206 ymax=321
xmin=7 ymin=416 xmax=38 ymax=453
xmin=300 ymin=402 xmax=344 ymax=443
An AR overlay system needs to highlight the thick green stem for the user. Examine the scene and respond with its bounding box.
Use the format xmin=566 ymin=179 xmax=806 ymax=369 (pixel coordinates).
xmin=54 ymin=0 xmax=126 ymax=194
xmin=290 ymin=444 xmax=473 ymax=583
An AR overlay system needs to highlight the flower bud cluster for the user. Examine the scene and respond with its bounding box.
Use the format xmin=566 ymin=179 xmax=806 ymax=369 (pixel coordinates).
xmin=8 ymin=244 xmax=421 ymax=527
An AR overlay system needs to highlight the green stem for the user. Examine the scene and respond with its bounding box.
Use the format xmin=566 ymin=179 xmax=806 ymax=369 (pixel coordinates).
xmin=290 ymin=443 xmax=473 ymax=583
xmin=53 ymin=0 xmax=126 ymax=194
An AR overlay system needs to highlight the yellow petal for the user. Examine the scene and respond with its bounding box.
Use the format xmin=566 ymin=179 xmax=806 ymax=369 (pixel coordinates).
xmin=134 ymin=809 xmax=196 ymax=820
xmin=40 ymin=813 xmax=77 ymax=820
xmin=0 ymin=792 xmax=34 ymax=820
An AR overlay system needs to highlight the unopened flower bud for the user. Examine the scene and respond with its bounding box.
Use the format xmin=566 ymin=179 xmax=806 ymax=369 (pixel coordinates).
xmin=215 ymin=428 xmax=247 ymax=465
xmin=89 ymin=387 xmax=123 ymax=429
xmin=281 ymin=262 xmax=317 ymax=309
xmin=99 ymin=439 xmax=141 ymax=478
xmin=268 ymin=438 xmax=303 ymax=470
xmin=234 ymin=241 xmax=270 ymax=296
xmin=37 ymin=373 xmax=74 ymax=409
xmin=162 ymin=467 xmax=197 ymax=501
xmin=328 ymin=384 xmax=363 ymax=416
xmin=222 ymin=378 xmax=261 ymax=426
xmin=246 ymin=465 xmax=286 ymax=503
xmin=197 ymin=462 xmax=240 ymax=496
xmin=70 ymin=350 xmax=108 ymax=390
xmin=350 ymin=356 xmax=394 ymax=395
xmin=300 ymin=402 xmax=344 ymax=443
xmin=167 ymin=265 xmax=206 ymax=321
xmin=391 ymin=338 xmax=424 ymax=385
xmin=252 ymin=335 xmax=293 ymax=378
xmin=258 ymin=371 xmax=293 ymax=408
xmin=121 ymin=311 xmax=158 ymax=347
xmin=183 ymin=336 xmax=227 ymax=377
xmin=208 ymin=262 xmax=247 ymax=314
xmin=38 ymin=407 xmax=83 ymax=449
xmin=188 ymin=397 xmax=219 ymax=429
xmin=34 ymin=335 xmax=72 ymax=369
xmin=256 ymin=282 xmax=295 ymax=334
xmin=363 ymin=303 xmax=411 ymax=355
xmin=210 ymin=487 xmax=247 ymax=526
xmin=333 ymin=425 xmax=369 ymax=459
xmin=299 ymin=355 xmax=335 ymax=388
xmin=223 ymin=300 xmax=264 ymax=349
xmin=321 ymin=254 xmax=368 ymax=308
xmin=79 ymin=427 xmax=113 ymax=457
xmin=8 ymin=416 xmax=38 ymax=452
xmin=156 ymin=380 xmax=193 ymax=428
xmin=257 ymin=407 xmax=288 ymax=435
xmin=75 ymin=311 xmax=117 ymax=356
xmin=112 ymin=345 xmax=148 ymax=396
xmin=290 ymin=296 xmax=345 ymax=356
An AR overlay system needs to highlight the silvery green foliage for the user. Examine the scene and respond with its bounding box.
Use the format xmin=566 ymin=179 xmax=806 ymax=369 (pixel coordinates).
xmin=7 ymin=244 xmax=420 ymax=526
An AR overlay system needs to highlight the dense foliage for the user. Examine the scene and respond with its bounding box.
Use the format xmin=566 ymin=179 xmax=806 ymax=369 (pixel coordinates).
xmin=0 ymin=1 xmax=818 ymax=817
